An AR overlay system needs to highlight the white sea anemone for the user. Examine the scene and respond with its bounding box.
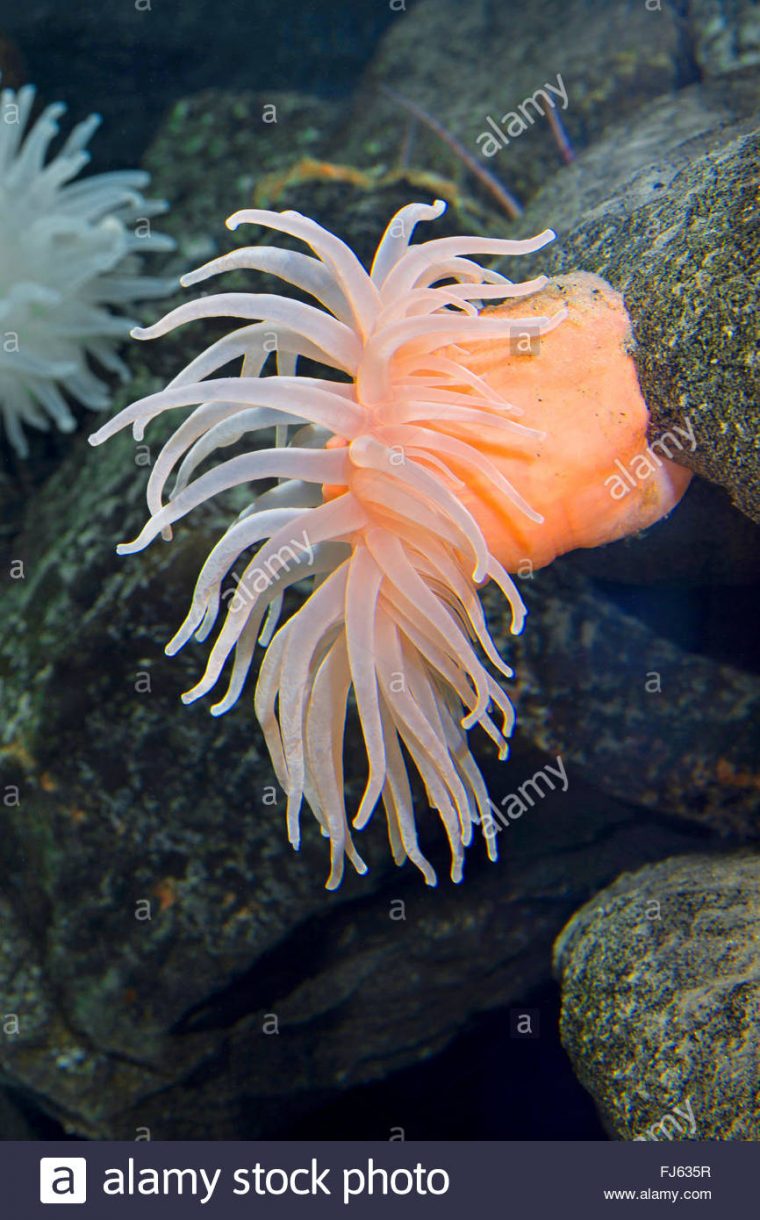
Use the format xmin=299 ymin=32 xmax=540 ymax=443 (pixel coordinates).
xmin=0 ymin=77 xmax=174 ymax=456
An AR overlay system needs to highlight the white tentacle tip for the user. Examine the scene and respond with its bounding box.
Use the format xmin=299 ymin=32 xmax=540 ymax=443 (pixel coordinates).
xmin=210 ymin=689 xmax=240 ymax=716
xmin=180 ymin=681 xmax=210 ymax=705
xmin=511 ymin=611 xmax=527 ymax=635
xmin=164 ymin=632 xmax=188 ymax=657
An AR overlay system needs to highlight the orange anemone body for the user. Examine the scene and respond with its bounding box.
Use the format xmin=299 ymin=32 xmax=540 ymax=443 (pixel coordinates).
xmin=412 ymin=272 xmax=692 ymax=572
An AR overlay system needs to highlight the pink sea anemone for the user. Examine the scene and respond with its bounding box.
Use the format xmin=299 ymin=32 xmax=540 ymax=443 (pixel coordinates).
xmin=89 ymin=199 xmax=689 ymax=887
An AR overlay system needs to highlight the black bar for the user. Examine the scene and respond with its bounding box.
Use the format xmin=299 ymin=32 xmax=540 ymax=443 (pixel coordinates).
xmin=6 ymin=1140 xmax=755 ymax=1217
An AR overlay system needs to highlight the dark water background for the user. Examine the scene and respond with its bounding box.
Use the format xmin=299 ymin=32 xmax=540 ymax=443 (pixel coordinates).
xmin=1 ymin=0 xmax=400 ymax=172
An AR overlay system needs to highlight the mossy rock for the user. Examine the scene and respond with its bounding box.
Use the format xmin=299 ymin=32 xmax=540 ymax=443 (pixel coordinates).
xmin=554 ymin=852 xmax=760 ymax=1140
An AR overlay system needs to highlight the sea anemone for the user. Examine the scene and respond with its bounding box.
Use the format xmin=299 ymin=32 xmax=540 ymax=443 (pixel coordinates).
xmin=0 ymin=76 xmax=174 ymax=456
xmin=89 ymin=199 xmax=689 ymax=888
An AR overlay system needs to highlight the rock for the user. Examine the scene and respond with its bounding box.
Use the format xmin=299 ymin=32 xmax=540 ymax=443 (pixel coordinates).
xmin=143 ymin=91 xmax=344 ymax=258
xmin=518 ymin=81 xmax=759 ymax=521
xmin=338 ymin=0 xmax=686 ymax=208
xmin=485 ymin=563 xmax=760 ymax=838
xmin=690 ymin=0 xmax=760 ymax=76
xmin=553 ymin=852 xmax=760 ymax=1140
xmin=142 ymin=89 xmax=497 ymax=289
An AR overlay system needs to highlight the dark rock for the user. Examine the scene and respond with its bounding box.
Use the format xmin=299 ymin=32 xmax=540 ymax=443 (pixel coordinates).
xmin=690 ymin=0 xmax=760 ymax=76
xmin=553 ymin=852 xmax=760 ymax=1140
xmin=337 ymin=0 xmax=684 ymax=209
xmin=485 ymin=564 xmax=760 ymax=837
xmin=142 ymin=89 xmax=497 ymax=294
xmin=144 ymin=91 xmax=345 ymax=261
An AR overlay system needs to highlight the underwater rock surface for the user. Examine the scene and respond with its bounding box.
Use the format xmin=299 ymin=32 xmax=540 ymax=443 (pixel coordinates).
xmin=340 ymin=0 xmax=685 ymax=204
xmin=490 ymin=565 xmax=760 ymax=837
xmin=690 ymin=0 xmax=760 ymax=76
xmin=553 ymin=852 xmax=760 ymax=1141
